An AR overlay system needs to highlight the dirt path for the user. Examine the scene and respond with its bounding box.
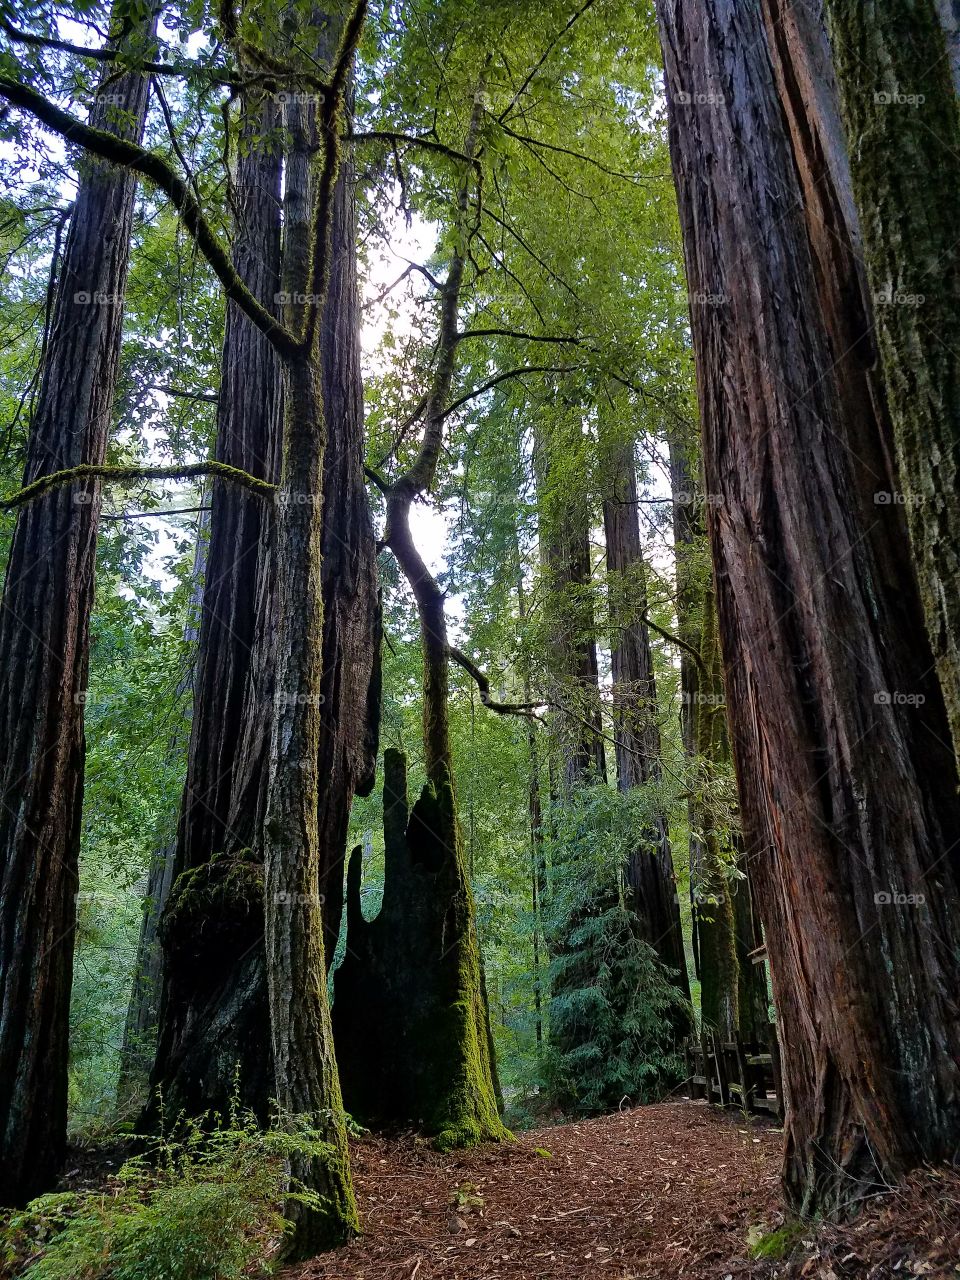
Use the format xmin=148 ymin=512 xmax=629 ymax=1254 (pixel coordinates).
xmin=285 ymin=1101 xmax=785 ymax=1279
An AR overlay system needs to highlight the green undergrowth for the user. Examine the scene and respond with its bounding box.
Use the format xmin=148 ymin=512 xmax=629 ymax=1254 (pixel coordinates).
xmin=746 ymin=1219 xmax=808 ymax=1260
xmin=1 ymin=1108 xmax=343 ymax=1280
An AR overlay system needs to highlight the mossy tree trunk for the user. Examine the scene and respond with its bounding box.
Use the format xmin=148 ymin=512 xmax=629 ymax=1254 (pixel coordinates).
xmin=333 ymin=749 xmax=506 ymax=1147
xmin=261 ymin=9 xmax=369 ymax=1254
xmin=822 ymin=0 xmax=960 ymax=766
xmin=145 ymin=81 xmax=283 ymax=1125
xmin=147 ymin=20 xmax=378 ymax=1129
xmin=0 ymin=12 xmax=153 ymax=1205
xmin=656 ymin=0 xmax=960 ymax=1216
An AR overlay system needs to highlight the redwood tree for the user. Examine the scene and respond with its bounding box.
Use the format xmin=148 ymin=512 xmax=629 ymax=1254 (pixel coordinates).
xmin=601 ymin=434 xmax=689 ymax=1013
xmin=821 ymin=0 xmax=960 ymax=764
xmin=0 ymin=20 xmax=152 ymax=1205
xmin=656 ymin=0 xmax=960 ymax=1215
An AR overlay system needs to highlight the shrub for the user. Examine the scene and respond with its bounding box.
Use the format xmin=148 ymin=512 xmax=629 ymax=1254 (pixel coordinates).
xmin=1 ymin=1110 xmax=339 ymax=1280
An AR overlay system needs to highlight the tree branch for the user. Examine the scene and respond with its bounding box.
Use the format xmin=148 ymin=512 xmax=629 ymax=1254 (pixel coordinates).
xmin=1 ymin=462 xmax=276 ymax=510
xmin=441 ymin=364 xmax=581 ymax=419
xmin=0 ymin=74 xmax=300 ymax=358
xmin=449 ymin=647 xmax=546 ymax=721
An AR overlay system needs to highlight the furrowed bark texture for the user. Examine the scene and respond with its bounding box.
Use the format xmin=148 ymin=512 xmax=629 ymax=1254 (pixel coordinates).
xmin=535 ymin=423 xmax=606 ymax=793
xmin=0 ymin=33 xmax=151 ymax=1205
xmin=822 ymin=0 xmax=960 ymax=766
xmin=656 ymin=0 xmax=960 ymax=1215
xmin=602 ymin=437 xmax=689 ymax=1015
xmin=262 ymin=8 xmax=369 ymax=1246
xmin=146 ymin=89 xmax=283 ymax=1124
xmin=147 ymin=73 xmax=378 ymax=1126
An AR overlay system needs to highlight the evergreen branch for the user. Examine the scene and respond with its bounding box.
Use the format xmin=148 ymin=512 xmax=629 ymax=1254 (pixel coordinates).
xmin=1 ymin=462 xmax=276 ymax=510
xmin=0 ymin=74 xmax=300 ymax=358
xmin=640 ymin=609 xmax=707 ymax=676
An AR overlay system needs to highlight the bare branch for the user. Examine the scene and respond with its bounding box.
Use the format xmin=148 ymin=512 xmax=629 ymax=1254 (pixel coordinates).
xmin=449 ymin=646 xmax=546 ymax=721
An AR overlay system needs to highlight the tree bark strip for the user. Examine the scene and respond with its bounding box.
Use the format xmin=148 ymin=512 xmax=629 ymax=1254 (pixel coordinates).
xmin=0 ymin=18 xmax=153 ymax=1204
xmin=656 ymin=0 xmax=960 ymax=1215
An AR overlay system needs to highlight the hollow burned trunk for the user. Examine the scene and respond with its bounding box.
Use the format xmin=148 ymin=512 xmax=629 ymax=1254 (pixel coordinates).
xmin=0 ymin=34 xmax=151 ymax=1205
xmin=333 ymin=749 xmax=505 ymax=1148
xmin=656 ymin=0 xmax=960 ymax=1215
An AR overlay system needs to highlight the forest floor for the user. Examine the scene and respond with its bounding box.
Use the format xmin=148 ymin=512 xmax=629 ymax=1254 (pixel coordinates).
xmin=284 ymin=1101 xmax=960 ymax=1280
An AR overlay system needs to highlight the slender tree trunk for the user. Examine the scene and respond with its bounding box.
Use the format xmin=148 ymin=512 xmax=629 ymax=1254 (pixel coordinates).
xmin=0 ymin=20 xmax=152 ymax=1205
xmin=821 ymin=0 xmax=960 ymax=764
xmin=656 ymin=0 xmax=960 ymax=1215
xmin=262 ymin=10 xmax=369 ymax=1248
xmin=518 ymin=572 xmax=545 ymax=1050
xmin=602 ymin=436 xmax=689 ymax=1013
xmin=534 ymin=422 xmax=606 ymax=791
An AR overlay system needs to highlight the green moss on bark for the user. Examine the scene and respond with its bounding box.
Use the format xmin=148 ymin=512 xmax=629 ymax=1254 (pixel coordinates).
xmin=333 ymin=750 xmax=508 ymax=1150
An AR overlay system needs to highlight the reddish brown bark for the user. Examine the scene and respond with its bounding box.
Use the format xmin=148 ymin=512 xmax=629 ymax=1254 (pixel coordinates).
xmin=656 ymin=0 xmax=960 ymax=1215
xmin=147 ymin=76 xmax=378 ymax=1123
xmin=0 ymin=27 xmax=152 ymax=1204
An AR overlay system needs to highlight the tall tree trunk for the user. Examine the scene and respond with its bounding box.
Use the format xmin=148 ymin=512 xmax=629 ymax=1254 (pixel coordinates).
xmin=261 ymin=9 xmax=370 ymax=1250
xmin=656 ymin=0 xmax=960 ymax=1215
xmin=821 ymin=0 xmax=960 ymax=764
xmin=534 ymin=421 xmax=606 ymax=792
xmin=146 ymin=62 xmax=379 ymax=1125
xmin=602 ymin=436 xmax=689 ymax=1014
xmin=0 ymin=20 xmax=152 ymax=1206
xmin=146 ymin=85 xmax=284 ymax=1123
